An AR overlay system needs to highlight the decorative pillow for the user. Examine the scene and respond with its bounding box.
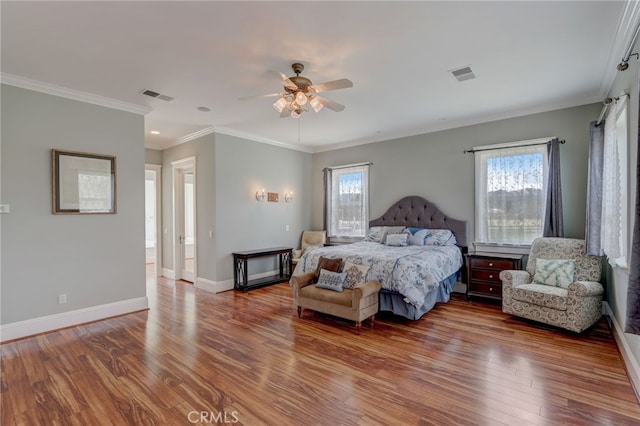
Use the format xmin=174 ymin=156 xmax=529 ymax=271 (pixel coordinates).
xmin=314 ymin=256 xmax=342 ymax=282
xmin=342 ymin=261 xmax=371 ymax=289
xmin=407 ymin=229 xmax=429 ymax=246
xmin=406 ymin=227 xmax=426 ymax=235
xmin=423 ymin=229 xmax=457 ymax=246
xmin=363 ymin=226 xmax=386 ymax=243
xmin=315 ymin=269 xmax=347 ymax=292
xmin=533 ymin=259 xmax=576 ymax=288
xmin=385 ymin=233 xmax=409 ymax=247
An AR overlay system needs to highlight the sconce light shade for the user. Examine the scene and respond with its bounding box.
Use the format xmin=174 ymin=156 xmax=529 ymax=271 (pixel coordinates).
xmin=256 ymin=188 xmax=266 ymax=202
xmin=285 ymin=192 xmax=294 ymax=203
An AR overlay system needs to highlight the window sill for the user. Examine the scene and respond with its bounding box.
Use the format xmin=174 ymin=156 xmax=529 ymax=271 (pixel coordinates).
xmin=472 ymin=242 xmax=531 ymax=256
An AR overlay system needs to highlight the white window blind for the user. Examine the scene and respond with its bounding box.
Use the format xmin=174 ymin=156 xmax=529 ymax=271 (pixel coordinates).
xmin=325 ymin=163 xmax=370 ymax=239
xmin=475 ymin=141 xmax=549 ymax=245
xmin=602 ymin=96 xmax=628 ymax=267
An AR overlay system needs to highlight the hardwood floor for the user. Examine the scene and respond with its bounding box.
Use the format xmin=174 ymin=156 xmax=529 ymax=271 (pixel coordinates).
xmin=2 ymin=271 xmax=640 ymax=425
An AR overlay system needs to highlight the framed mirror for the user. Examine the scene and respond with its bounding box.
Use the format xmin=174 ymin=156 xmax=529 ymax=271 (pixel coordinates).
xmin=52 ymin=149 xmax=117 ymax=214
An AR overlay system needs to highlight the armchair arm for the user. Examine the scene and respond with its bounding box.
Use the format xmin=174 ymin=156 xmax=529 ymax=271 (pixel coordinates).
xmin=292 ymin=249 xmax=303 ymax=259
xmin=290 ymin=271 xmax=316 ymax=292
xmin=569 ymin=281 xmax=604 ymax=297
xmin=352 ymin=280 xmax=381 ymax=305
xmin=499 ymin=270 xmax=532 ymax=288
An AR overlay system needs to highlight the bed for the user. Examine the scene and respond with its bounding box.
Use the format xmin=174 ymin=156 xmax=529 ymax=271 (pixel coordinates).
xmin=291 ymin=196 xmax=467 ymax=320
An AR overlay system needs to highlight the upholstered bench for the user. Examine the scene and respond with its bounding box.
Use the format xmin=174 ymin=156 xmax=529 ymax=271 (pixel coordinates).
xmin=291 ymin=271 xmax=381 ymax=334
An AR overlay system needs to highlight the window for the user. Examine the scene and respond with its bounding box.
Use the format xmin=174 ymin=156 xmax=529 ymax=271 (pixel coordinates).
xmin=602 ymin=96 xmax=628 ymax=267
xmin=475 ymin=140 xmax=549 ymax=245
xmin=325 ymin=163 xmax=370 ymax=240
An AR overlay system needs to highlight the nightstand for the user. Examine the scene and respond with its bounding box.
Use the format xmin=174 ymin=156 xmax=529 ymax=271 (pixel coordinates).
xmin=465 ymin=254 xmax=523 ymax=301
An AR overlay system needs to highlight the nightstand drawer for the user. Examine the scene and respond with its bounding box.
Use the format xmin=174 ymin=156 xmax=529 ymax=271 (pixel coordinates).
xmin=468 ymin=257 xmax=515 ymax=270
xmin=468 ymin=282 xmax=502 ymax=297
xmin=470 ymin=269 xmax=501 ymax=283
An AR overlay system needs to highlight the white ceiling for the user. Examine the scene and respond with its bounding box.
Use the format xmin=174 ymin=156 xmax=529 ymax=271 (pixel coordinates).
xmin=1 ymin=1 xmax=635 ymax=153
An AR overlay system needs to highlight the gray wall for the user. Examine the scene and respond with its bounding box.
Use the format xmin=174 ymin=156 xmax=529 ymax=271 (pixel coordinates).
xmin=145 ymin=148 xmax=162 ymax=165
xmin=161 ymin=134 xmax=216 ymax=280
xmin=160 ymin=133 xmax=312 ymax=283
xmin=312 ymin=103 xmax=601 ymax=243
xmin=1 ymin=84 xmax=146 ymax=324
xmin=213 ymin=133 xmax=312 ymax=281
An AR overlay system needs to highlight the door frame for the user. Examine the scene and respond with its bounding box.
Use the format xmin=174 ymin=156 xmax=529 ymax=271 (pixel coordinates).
xmin=171 ymin=156 xmax=197 ymax=282
xmin=145 ymin=164 xmax=162 ymax=277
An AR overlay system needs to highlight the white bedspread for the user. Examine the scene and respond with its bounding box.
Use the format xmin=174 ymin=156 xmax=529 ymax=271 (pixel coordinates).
xmin=292 ymin=242 xmax=462 ymax=308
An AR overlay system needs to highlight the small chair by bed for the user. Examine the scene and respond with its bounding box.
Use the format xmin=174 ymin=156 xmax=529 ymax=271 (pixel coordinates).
xmin=500 ymin=237 xmax=604 ymax=333
xmin=291 ymin=271 xmax=381 ymax=334
xmin=292 ymin=230 xmax=326 ymax=266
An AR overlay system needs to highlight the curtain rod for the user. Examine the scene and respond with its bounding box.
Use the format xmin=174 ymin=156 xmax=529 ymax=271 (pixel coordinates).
xmin=323 ymin=161 xmax=372 ymax=171
xmin=596 ymin=93 xmax=630 ymax=126
xmin=464 ymin=139 xmax=565 ymax=154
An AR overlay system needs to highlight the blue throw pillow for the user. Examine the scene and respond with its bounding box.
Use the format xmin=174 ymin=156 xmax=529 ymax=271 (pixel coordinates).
xmin=316 ymin=268 xmax=347 ymax=292
xmin=407 ymin=227 xmax=425 ymax=235
xmin=408 ymin=229 xmax=429 ymax=246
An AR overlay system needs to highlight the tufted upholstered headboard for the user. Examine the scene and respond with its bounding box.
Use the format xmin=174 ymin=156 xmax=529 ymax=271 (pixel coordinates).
xmin=369 ymin=196 xmax=467 ymax=247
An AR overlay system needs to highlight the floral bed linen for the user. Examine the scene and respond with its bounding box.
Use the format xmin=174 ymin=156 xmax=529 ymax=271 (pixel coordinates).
xmin=292 ymin=242 xmax=462 ymax=308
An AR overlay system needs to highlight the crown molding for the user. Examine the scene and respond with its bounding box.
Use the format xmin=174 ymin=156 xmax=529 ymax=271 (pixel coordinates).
xmin=215 ymin=126 xmax=314 ymax=153
xmin=0 ymin=73 xmax=152 ymax=115
xmin=176 ymin=125 xmax=216 ymax=145
xmin=598 ymin=0 xmax=640 ymax=98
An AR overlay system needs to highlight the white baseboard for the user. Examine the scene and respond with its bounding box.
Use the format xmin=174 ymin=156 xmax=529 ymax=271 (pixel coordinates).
xmin=0 ymin=296 xmax=149 ymax=342
xmin=162 ymin=268 xmax=175 ymax=279
xmin=196 ymin=277 xmax=233 ymax=293
xmin=603 ymin=301 xmax=640 ymax=401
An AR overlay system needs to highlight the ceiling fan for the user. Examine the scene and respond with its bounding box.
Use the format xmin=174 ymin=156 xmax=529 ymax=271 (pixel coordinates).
xmin=239 ymin=63 xmax=353 ymax=118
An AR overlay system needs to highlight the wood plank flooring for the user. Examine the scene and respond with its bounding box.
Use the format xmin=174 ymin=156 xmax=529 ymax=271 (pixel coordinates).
xmin=2 ymin=271 xmax=640 ymax=425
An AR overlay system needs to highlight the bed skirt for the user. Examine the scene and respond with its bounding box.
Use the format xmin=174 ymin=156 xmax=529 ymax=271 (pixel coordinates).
xmin=378 ymin=273 xmax=458 ymax=320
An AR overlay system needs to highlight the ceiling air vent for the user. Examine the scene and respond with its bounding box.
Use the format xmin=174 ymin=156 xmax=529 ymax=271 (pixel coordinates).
xmin=140 ymin=89 xmax=174 ymax=102
xmin=450 ymin=66 xmax=476 ymax=82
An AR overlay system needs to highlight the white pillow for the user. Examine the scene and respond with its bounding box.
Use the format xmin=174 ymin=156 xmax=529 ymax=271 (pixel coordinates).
xmin=407 ymin=229 xmax=429 ymax=246
xmin=385 ymin=233 xmax=408 ymax=247
xmin=315 ymin=269 xmax=347 ymax=292
xmin=423 ymin=229 xmax=457 ymax=246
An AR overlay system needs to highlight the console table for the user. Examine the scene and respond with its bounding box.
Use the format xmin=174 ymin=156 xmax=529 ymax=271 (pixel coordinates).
xmin=232 ymin=247 xmax=293 ymax=292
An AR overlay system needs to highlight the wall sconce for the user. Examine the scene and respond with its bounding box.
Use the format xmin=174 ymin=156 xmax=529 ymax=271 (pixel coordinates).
xmin=256 ymin=188 xmax=266 ymax=202
xmin=285 ymin=192 xmax=294 ymax=203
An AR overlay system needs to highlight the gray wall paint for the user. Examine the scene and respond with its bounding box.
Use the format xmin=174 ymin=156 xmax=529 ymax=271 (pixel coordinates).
xmin=604 ymin=38 xmax=640 ymax=364
xmin=161 ymin=135 xmax=215 ymax=280
xmin=312 ymin=103 xmax=601 ymax=243
xmin=145 ymin=148 xmax=162 ymax=165
xmin=213 ymin=133 xmax=312 ymax=282
xmin=1 ymin=85 xmax=146 ymax=324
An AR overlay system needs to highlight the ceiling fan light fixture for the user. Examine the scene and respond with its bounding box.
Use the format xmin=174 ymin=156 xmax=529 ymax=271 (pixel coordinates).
xmin=291 ymin=109 xmax=301 ymax=118
xmin=273 ymin=97 xmax=288 ymax=113
xmin=310 ymin=97 xmax=323 ymax=112
xmin=294 ymin=91 xmax=307 ymax=106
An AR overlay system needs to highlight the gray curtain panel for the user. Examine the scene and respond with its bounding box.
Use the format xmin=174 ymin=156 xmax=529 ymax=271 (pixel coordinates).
xmin=586 ymin=121 xmax=605 ymax=256
xmin=625 ymin=105 xmax=640 ymax=334
xmin=543 ymin=138 xmax=564 ymax=237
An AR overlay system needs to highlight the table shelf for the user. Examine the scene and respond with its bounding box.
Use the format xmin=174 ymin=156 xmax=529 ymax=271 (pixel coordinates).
xmin=232 ymin=247 xmax=292 ymax=292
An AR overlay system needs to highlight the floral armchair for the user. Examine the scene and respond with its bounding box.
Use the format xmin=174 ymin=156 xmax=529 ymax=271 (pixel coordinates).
xmin=500 ymin=238 xmax=603 ymax=333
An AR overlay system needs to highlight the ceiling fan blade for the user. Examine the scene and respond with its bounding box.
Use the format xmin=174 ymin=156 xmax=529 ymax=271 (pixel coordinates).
xmin=238 ymin=92 xmax=285 ymax=101
xmin=309 ymin=78 xmax=353 ymax=93
xmin=279 ymin=72 xmax=298 ymax=90
xmin=280 ymin=107 xmax=292 ymax=118
xmin=314 ymin=96 xmax=345 ymax=112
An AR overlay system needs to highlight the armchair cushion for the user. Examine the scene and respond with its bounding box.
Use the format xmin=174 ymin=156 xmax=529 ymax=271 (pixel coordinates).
xmin=512 ymin=284 xmax=568 ymax=311
xmin=342 ymin=262 xmax=371 ymax=289
xmin=316 ymin=269 xmax=347 ymax=292
xmin=533 ymin=259 xmax=576 ymax=288
xmin=314 ymin=257 xmax=343 ymax=282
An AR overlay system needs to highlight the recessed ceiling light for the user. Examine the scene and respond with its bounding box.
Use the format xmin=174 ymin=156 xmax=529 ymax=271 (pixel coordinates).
xmin=197 ymin=106 xmax=211 ymax=112
xmin=150 ymin=130 xmax=160 ymax=135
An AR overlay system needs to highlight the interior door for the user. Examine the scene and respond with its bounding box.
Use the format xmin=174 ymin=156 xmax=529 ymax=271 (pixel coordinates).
xmin=172 ymin=157 xmax=196 ymax=283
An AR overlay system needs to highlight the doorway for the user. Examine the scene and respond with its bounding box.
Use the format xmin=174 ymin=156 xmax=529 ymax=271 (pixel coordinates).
xmin=172 ymin=157 xmax=196 ymax=283
xmin=145 ymin=164 xmax=162 ymax=277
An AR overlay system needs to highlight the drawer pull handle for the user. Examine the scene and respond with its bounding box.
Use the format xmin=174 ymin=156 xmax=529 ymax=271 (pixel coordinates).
xmin=489 ymin=262 xmax=494 ymax=267
xmin=489 ymin=287 xmax=493 ymax=292
xmin=489 ymin=274 xmax=494 ymax=279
